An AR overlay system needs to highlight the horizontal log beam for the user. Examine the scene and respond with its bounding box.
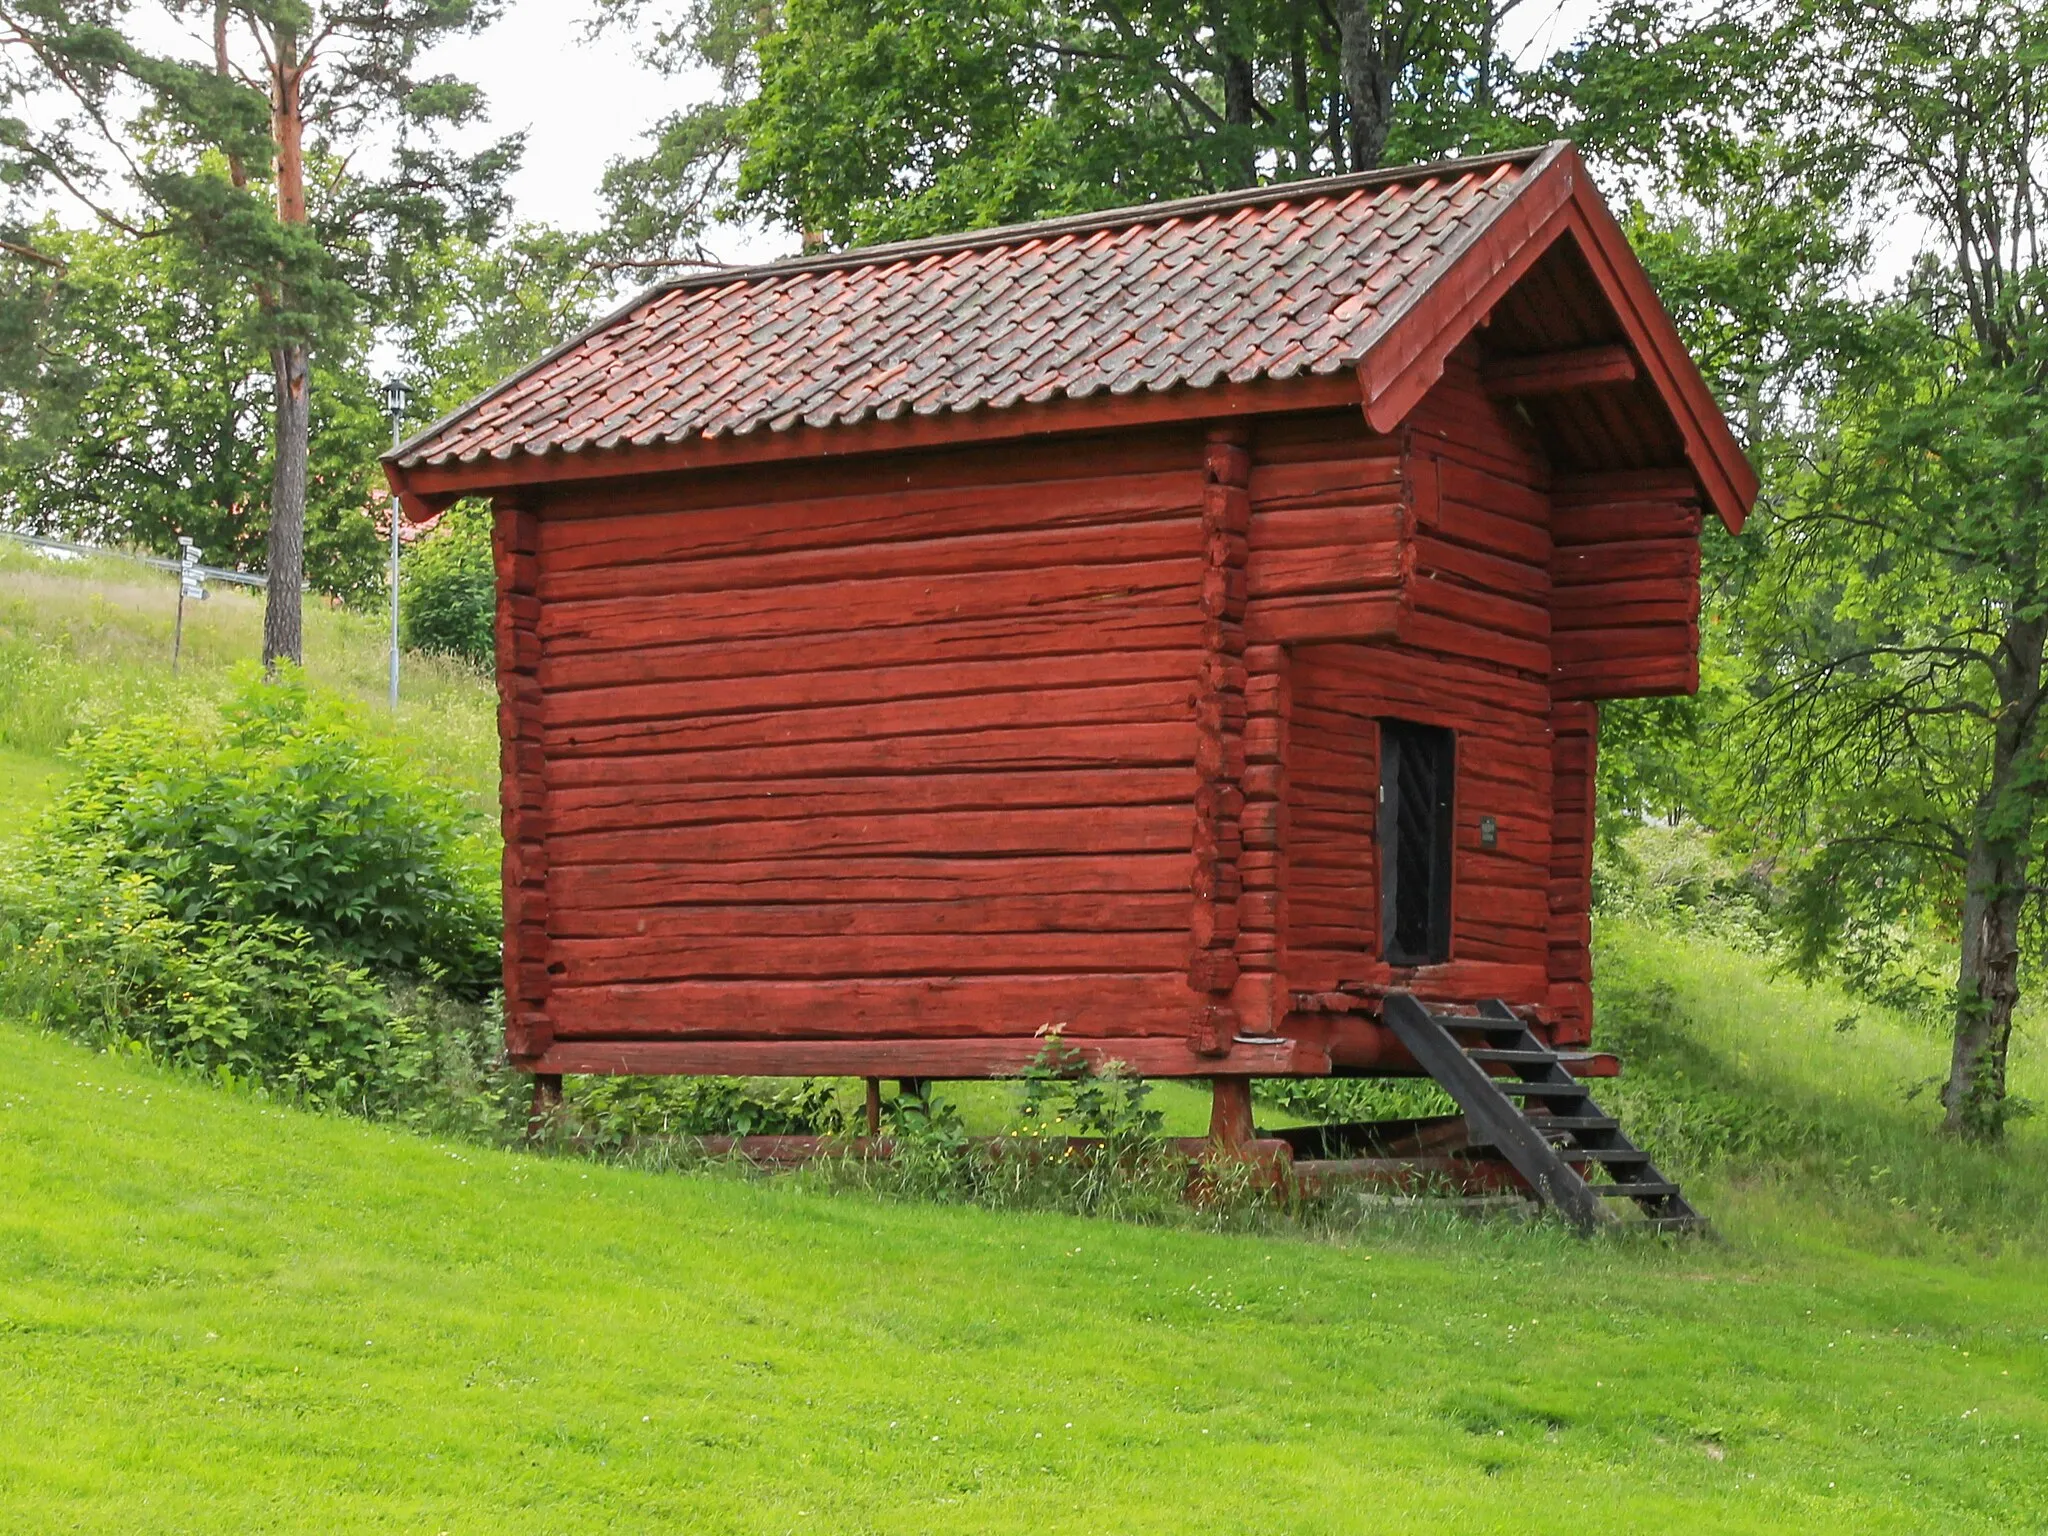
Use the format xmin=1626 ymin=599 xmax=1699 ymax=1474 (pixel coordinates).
xmin=1482 ymin=344 xmax=1637 ymax=398
xmin=689 ymin=1134 xmax=1301 ymax=1165
xmin=527 ymin=1035 xmax=1333 ymax=1078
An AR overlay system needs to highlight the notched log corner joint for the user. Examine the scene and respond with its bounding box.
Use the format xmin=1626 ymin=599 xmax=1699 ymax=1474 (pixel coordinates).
xmin=1190 ymin=425 xmax=1251 ymax=1054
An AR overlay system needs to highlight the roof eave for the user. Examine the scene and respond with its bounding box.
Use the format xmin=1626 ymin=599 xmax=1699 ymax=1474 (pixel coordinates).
xmin=383 ymin=367 xmax=1370 ymax=518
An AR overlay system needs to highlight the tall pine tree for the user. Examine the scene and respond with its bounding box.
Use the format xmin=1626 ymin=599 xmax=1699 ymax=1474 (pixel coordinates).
xmin=1 ymin=0 xmax=517 ymax=663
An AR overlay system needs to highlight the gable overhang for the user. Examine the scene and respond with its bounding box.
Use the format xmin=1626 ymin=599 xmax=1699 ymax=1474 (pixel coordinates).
xmin=384 ymin=144 xmax=1756 ymax=533
xmin=1350 ymin=144 xmax=1755 ymax=532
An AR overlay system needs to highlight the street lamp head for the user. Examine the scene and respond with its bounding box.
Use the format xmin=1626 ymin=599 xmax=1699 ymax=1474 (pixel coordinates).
xmin=383 ymin=375 xmax=413 ymax=424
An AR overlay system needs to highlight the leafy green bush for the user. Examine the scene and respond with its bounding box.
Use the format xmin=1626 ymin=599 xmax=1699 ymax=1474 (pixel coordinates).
xmin=1254 ymin=1077 xmax=1457 ymax=1122
xmin=0 ymin=853 xmax=517 ymax=1125
xmin=44 ymin=665 xmax=498 ymax=992
xmin=562 ymin=1075 xmax=851 ymax=1150
xmin=1016 ymin=1031 xmax=1165 ymax=1148
xmin=399 ymin=499 xmax=494 ymax=669
xmin=0 ymin=665 xmax=514 ymax=1124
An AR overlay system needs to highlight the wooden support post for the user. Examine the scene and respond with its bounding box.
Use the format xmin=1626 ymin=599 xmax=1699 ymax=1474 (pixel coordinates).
xmin=527 ymin=1072 xmax=563 ymax=1141
xmin=1209 ymin=1076 xmax=1256 ymax=1152
xmin=864 ymin=1078 xmax=882 ymax=1136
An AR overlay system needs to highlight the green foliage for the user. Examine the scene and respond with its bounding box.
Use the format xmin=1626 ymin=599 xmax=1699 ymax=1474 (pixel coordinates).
xmin=1593 ymin=823 xmax=1774 ymax=947
xmin=1594 ymin=921 xmax=2048 ymax=1246
xmin=0 ymin=219 xmax=386 ymax=600
xmin=0 ymin=659 xmax=515 ymax=1119
xmin=0 ymin=537 xmax=500 ymax=811
xmin=563 ymin=1075 xmax=850 ymax=1150
xmin=602 ymin=0 xmax=1553 ymax=255
xmin=394 ymin=226 xmax=613 ymax=418
xmin=39 ymin=666 xmax=498 ymax=991
xmin=2 ymin=2 xmax=519 ymax=656
xmin=400 ymin=500 xmax=495 ymax=669
xmin=0 ymin=846 xmax=514 ymax=1125
xmin=1016 ymin=1030 xmax=1166 ymax=1148
xmin=1253 ymin=1076 xmax=1457 ymax=1122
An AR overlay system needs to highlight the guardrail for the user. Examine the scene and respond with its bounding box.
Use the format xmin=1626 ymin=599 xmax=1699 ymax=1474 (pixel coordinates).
xmin=0 ymin=526 xmax=268 ymax=588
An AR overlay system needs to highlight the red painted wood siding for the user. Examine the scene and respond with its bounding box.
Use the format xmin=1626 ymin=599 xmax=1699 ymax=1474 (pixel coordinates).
xmin=1255 ymin=357 xmax=1560 ymax=1027
xmin=1247 ymin=346 xmax=1705 ymax=1047
xmin=523 ymin=427 xmax=1214 ymax=1048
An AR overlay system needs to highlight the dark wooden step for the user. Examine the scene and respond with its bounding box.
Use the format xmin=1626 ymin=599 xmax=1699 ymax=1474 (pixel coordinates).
xmin=1496 ymin=1079 xmax=1589 ymax=1099
xmin=1443 ymin=1018 xmax=1527 ymax=1039
xmin=1596 ymin=1180 xmax=1680 ymax=1198
xmin=1383 ymin=994 xmax=1610 ymax=1235
xmin=1528 ymin=1115 xmax=1619 ymax=1132
xmin=1569 ymin=1147 xmax=1652 ymax=1164
xmin=1465 ymin=1048 xmax=1557 ymax=1065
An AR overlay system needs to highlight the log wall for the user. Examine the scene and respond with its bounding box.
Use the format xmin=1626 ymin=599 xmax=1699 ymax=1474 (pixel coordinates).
xmin=1246 ymin=346 xmax=1705 ymax=1046
xmin=1251 ymin=359 xmax=1560 ymax=1031
xmin=496 ymin=342 xmax=1710 ymax=1073
xmin=525 ymin=426 xmax=1214 ymax=1051
xmin=495 ymin=501 xmax=551 ymax=1060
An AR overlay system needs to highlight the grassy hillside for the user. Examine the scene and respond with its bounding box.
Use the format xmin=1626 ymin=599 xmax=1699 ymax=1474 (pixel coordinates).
xmin=1 ymin=1016 xmax=2043 ymax=1534
xmin=4 ymin=546 xmax=2048 ymax=1530
xmin=0 ymin=542 xmax=495 ymax=811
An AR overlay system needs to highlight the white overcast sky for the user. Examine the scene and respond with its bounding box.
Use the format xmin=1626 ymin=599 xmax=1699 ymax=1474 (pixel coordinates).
xmin=419 ymin=0 xmax=776 ymax=257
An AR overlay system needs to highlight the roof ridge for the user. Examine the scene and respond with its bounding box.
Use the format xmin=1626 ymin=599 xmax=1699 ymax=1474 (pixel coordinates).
xmin=651 ymin=142 xmax=1557 ymax=296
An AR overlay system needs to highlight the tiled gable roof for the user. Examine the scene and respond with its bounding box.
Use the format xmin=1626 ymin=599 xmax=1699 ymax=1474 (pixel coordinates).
xmin=393 ymin=144 xmax=1564 ymax=471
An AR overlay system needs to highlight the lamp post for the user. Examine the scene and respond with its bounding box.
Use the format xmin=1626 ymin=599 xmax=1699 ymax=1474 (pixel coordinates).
xmin=383 ymin=375 xmax=412 ymax=711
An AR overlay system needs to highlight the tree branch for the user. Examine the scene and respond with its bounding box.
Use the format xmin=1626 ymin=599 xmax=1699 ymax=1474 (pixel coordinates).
xmin=0 ymin=237 xmax=64 ymax=270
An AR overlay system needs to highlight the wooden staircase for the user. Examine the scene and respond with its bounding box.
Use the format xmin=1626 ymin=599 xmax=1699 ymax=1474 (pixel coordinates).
xmin=1381 ymin=993 xmax=1705 ymax=1235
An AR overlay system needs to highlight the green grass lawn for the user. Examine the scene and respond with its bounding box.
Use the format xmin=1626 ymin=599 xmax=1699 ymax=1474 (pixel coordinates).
xmin=3 ymin=1013 xmax=2046 ymax=1534
xmin=0 ymin=749 xmax=58 ymax=825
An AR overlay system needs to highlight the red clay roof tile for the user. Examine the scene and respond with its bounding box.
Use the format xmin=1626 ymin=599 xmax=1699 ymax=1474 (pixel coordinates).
xmin=393 ymin=145 xmax=1558 ymax=471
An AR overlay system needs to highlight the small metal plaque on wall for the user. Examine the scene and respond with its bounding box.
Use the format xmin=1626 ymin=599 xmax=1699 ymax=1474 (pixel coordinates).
xmin=1479 ymin=815 xmax=1498 ymax=850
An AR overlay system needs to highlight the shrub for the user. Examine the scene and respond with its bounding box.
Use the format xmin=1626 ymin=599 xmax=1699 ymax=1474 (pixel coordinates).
xmin=399 ymin=499 xmax=495 ymax=669
xmin=43 ymin=664 xmax=498 ymax=992
xmin=562 ymin=1075 xmax=851 ymax=1150
xmin=1016 ymin=1031 xmax=1166 ymax=1149
xmin=0 ymin=665 xmax=517 ymax=1124
xmin=0 ymin=854 xmax=516 ymax=1122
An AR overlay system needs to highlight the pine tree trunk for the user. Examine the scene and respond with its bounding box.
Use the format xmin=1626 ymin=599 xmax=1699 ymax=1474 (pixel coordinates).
xmin=1944 ymin=616 xmax=2045 ymax=1138
xmin=260 ymin=21 xmax=309 ymax=670
xmin=262 ymin=342 xmax=309 ymax=667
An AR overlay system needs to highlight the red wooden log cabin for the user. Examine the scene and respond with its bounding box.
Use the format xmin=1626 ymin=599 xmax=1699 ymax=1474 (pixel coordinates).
xmin=385 ymin=142 xmax=1757 ymax=1133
